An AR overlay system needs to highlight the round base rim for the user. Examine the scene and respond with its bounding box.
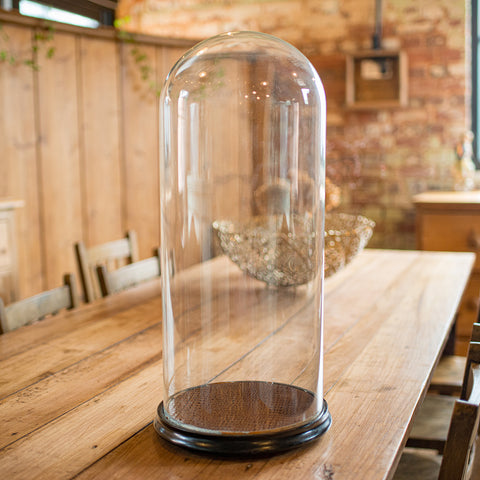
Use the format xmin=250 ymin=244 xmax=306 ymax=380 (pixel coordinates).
xmin=154 ymin=399 xmax=331 ymax=457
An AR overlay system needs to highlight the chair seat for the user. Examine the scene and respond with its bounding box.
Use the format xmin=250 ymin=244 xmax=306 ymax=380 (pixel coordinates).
xmin=406 ymin=394 xmax=456 ymax=451
xmin=393 ymin=448 xmax=442 ymax=480
xmin=429 ymin=354 xmax=466 ymax=395
xmin=395 ymin=329 xmax=480 ymax=480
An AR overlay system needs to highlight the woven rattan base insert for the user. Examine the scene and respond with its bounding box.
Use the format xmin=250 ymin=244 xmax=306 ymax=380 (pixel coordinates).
xmin=154 ymin=380 xmax=331 ymax=456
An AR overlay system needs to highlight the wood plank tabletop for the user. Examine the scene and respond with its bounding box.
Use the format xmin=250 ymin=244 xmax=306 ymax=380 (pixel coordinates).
xmin=0 ymin=249 xmax=474 ymax=480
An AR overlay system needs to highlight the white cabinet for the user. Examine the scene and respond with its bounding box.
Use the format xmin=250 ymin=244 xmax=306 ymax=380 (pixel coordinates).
xmin=0 ymin=200 xmax=23 ymax=304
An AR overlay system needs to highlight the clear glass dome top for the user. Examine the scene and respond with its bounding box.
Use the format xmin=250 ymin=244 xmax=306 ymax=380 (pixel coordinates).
xmin=156 ymin=31 xmax=330 ymax=456
xmin=164 ymin=31 xmax=325 ymax=110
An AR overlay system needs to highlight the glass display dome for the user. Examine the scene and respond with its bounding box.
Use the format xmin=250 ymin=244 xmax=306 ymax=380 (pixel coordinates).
xmin=154 ymin=30 xmax=330 ymax=455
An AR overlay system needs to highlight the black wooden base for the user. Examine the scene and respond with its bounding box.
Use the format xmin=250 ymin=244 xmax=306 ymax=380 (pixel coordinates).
xmin=154 ymin=399 xmax=331 ymax=457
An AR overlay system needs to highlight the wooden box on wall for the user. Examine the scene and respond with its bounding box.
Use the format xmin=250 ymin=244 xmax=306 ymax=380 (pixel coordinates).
xmin=345 ymin=49 xmax=408 ymax=109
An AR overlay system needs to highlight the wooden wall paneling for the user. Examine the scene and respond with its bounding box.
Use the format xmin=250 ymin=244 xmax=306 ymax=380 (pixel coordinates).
xmin=158 ymin=45 xmax=193 ymax=269
xmin=36 ymin=30 xmax=83 ymax=290
xmin=157 ymin=48 xmax=254 ymax=269
xmin=0 ymin=10 xmax=200 ymax=295
xmin=186 ymin=55 xmax=253 ymax=226
xmin=0 ymin=23 xmax=43 ymax=298
xmin=120 ymin=40 xmax=160 ymax=259
xmin=160 ymin=46 xmax=188 ymax=82
xmin=78 ymin=36 xmax=123 ymax=247
xmin=217 ymin=58 xmax=254 ymax=261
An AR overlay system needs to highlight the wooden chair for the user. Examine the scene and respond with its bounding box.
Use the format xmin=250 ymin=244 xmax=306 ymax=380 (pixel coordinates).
xmin=393 ymin=337 xmax=480 ymax=480
xmin=429 ymin=305 xmax=480 ymax=396
xmin=429 ymin=353 xmax=466 ymax=395
xmin=406 ymin=323 xmax=480 ymax=453
xmin=74 ymin=230 xmax=139 ymax=303
xmin=429 ymin=329 xmax=472 ymax=397
xmin=96 ymin=248 xmax=161 ymax=297
xmin=0 ymin=273 xmax=79 ymax=333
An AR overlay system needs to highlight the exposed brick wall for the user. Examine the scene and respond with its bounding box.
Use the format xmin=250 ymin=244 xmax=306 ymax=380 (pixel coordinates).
xmin=117 ymin=0 xmax=471 ymax=249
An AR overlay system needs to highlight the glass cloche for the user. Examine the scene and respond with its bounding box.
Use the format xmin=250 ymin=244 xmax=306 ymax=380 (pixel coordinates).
xmin=155 ymin=31 xmax=331 ymax=456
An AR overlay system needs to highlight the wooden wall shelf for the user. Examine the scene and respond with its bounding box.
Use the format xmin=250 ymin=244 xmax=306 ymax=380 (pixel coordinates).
xmin=345 ymin=49 xmax=408 ymax=110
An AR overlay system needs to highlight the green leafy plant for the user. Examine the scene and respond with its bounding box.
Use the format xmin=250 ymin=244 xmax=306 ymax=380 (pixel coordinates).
xmin=0 ymin=23 xmax=15 ymax=64
xmin=0 ymin=21 xmax=55 ymax=70
xmin=115 ymin=16 xmax=162 ymax=97
xmin=1 ymin=14 xmax=160 ymax=96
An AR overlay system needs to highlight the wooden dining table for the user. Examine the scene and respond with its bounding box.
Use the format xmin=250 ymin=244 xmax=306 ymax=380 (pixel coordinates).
xmin=0 ymin=248 xmax=475 ymax=479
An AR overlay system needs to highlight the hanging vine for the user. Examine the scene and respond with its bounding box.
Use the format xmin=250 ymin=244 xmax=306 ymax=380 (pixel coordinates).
xmin=115 ymin=16 xmax=163 ymax=97
xmin=0 ymin=15 xmax=161 ymax=96
xmin=0 ymin=21 xmax=55 ymax=70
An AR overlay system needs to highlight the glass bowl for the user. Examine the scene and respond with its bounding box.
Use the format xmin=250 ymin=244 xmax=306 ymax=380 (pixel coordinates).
xmin=324 ymin=213 xmax=375 ymax=278
xmin=213 ymin=213 xmax=375 ymax=286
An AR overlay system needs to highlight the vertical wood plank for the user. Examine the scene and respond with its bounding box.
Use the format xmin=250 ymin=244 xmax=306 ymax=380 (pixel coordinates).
xmin=36 ymin=30 xmax=83 ymax=289
xmin=157 ymin=45 xmax=253 ymax=269
xmin=0 ymin=13 xmax=197 ymax=295
xmin=157 ymin=45 xmax=190 ymax=267
xmin=160 ymin=45 xmax=188 ymax=80
xmin=120 ymin=41 xmax=160 ymax=258
xmin=0 ymin=24 xmax=43 ymax=298
xmin=78 ymin=36 xmax=123 ymax=247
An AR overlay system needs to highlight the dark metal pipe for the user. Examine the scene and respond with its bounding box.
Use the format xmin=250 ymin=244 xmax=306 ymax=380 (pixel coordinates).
xmin=372 ymin=0 xmax=382 ymax=49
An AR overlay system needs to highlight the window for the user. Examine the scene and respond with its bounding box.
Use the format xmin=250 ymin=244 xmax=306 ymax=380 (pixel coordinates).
xmin=10 ymin=0 xmax=117 ymax=27
xmin=473 ymin=0 xmax=479 ymax=164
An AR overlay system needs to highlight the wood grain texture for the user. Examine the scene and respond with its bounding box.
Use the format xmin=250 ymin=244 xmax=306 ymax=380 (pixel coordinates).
xmin=413 ymin=191 xmax=480 ymax=355
xmin=0 ymin=24 xmax=43 ymax=297
xmin=78 ymin=36 xmax=123 ymax=246
xmin=121 ymin=42 xmax=161 ymax=259
xmin=0 ymin=12 xmax=196 ymax=298
xmin=0 ymin=277 xmax=161 ymax=359
xmin=0 ymin=249 xmax=474 ymax=480
xmin=36 ymin=31 xmax=83 ymax=289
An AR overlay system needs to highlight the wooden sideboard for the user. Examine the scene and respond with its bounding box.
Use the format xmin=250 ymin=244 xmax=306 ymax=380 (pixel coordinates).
xmin=413 ymin=190 xmax=480 ymax=354
xmin=0 ymin=200 xmax=23 ymax=304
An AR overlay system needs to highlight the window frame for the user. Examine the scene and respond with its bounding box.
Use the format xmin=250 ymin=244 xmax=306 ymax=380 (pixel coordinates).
xmin=12 ymin=0 xmax=116 ymax=26
xmin=472 ymin=0 xmax=479 ymax=165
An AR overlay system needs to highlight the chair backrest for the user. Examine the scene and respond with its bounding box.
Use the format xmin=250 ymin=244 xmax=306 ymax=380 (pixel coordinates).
xmin=438 ymin=334 xmax=480 ymax=480
xmin=96 ymin=248 xmax=161 ymax=297
xmin=461 ymin=322 xmax=480 ymax=400
xmin=0 ymin=273 xmax=79 ymax=333
xmin=74 ymin=230 xmax=139 ymax=303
